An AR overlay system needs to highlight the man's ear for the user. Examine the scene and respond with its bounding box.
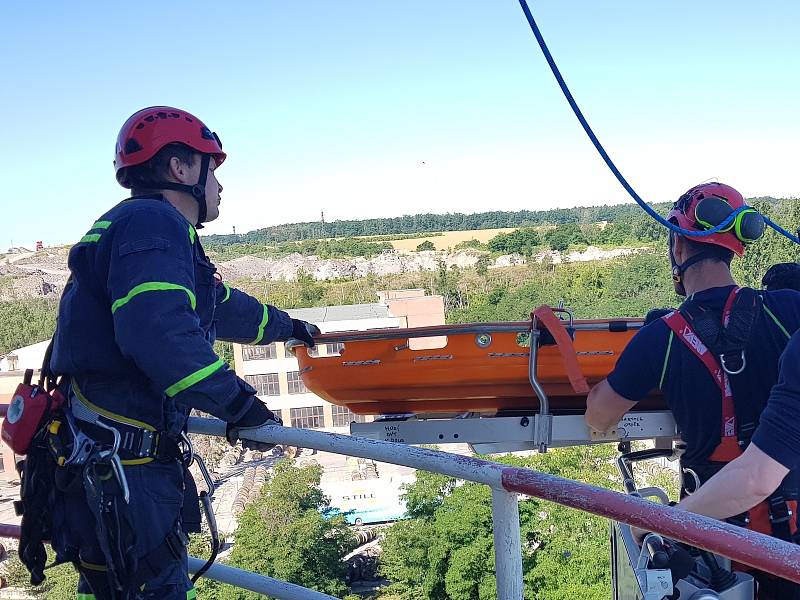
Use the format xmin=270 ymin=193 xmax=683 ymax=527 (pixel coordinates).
xmin=168 ymin=156 xmax=190 ymax=184
xmin=672 ymin=235 xmax=688 ymax=263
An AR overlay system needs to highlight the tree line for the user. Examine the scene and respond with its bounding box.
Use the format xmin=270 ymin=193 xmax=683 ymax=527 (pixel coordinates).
xmin=203 ymin=197 xmax=789 ymax=246
xmin=203 ymin=202 xmax=675 ymax=246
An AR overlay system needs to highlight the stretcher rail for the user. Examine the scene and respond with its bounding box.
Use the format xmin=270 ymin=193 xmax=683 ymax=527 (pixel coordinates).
xmin=312 ymin=319 xmax=643 ymax=343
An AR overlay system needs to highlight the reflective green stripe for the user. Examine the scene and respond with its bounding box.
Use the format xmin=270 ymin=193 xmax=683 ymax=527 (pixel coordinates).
xmin=189 ymin=225 xmax=196 ymax=245
xmin=221 ymin=283 xmax=232 ymax=304
xmin=77 ymin=594 xmax=96 ymax=599
xmin=250 ymin=304 xmax=269 ymax=344
xmin=186 ymin=589 xmax=197 ymax=599
xmin=165 ymin=358 xmax=225 ymax=397
xmin=91 ymin=220 xmax=112 ymax=230
xmin=80 ymin=234 xmax=101 ymax=243
xmin=111 ymin=282 xmax=196 ymax=314
xmin=659 ymin=330 xmax=674 ymax=390
xmin=763 ymin=305 xmax=791 ymax=340
xmin=79 ymin=559 xmax=107 ymax=572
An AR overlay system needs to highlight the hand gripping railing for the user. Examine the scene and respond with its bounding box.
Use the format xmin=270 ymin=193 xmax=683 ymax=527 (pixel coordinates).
xmin=4 ymin=417 xmax=800 ymax=599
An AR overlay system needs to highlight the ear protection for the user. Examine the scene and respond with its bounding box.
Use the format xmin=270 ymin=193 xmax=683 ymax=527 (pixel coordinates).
xmin=693 ymin=196 xmax=765 ymax=243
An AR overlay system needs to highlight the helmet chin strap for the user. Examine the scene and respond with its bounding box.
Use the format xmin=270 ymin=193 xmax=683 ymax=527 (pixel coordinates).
xmin=670 ymin=236 xmax=722 ymax=297
xmin=157 ymin=154 xmax=211 ymax=228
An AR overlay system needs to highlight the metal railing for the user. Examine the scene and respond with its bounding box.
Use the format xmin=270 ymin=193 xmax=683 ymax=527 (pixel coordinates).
xmin=3 ymin=417 xmax=800 ymax=599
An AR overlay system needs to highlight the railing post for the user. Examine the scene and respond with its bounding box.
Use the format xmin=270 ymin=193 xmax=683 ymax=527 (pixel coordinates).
xmin=491 ymin=488 xmax=523 ymax=600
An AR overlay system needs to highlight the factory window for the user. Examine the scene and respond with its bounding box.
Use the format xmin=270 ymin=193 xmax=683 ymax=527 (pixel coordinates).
xmin=287 ymin=370 xmax=308 ymax=394
xmin=242 ymin=344 xmax=276 ymax=361
xmin=290 ymin=406 xmax=325 ymax=429
xmin=244 ymin=373 xmax=280 ymax=396
xmin=331 ymin=405 xmax=367 ymax=428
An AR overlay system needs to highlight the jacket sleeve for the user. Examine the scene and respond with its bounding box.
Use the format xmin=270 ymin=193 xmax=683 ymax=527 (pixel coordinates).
xmin=106 ymin=208 xmax=254 ymax=422
xmin=213 ymin=281 xmax=293 ymax=344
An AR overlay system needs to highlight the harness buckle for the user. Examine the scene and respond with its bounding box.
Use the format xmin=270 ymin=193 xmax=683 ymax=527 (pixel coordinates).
xmin=727 ymin=513 xmax=751 ymax=527
xmin=720 ymin=350 xmax=746 ymax=375
xmin=681 ymin=468 xmax=701 ymax=495
xmin=137 ymin=430 xmax=157 ymax=458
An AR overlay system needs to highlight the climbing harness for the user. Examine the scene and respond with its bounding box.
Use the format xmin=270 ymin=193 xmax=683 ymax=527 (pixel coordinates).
xmin=659 ymin=286 xmax=800 ymax=600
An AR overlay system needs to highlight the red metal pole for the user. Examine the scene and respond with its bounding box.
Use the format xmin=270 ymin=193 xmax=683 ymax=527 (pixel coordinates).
xmin=502 ymin=467 xmax=800 ymax=584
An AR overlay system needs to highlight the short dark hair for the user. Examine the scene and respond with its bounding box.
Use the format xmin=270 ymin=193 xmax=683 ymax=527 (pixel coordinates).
xmin=127 ymin=143 xmax=199 ymax=195
xmin=683 ymin=237 xmax=734 ymax=267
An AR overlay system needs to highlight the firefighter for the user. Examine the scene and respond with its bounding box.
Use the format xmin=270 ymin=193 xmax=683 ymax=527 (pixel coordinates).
xmin=584 ymin=182 xmax=800 ymax=598
xmin=47 ymin=106 xmax=319 ymax=599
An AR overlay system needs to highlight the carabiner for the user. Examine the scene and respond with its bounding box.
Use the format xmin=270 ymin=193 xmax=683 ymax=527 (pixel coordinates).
xmin=720 ymin=351 xmax=746 ymax=375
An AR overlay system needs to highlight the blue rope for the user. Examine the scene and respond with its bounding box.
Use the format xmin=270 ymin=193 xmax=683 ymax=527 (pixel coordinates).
xmin=516 ymin=0 xmax=800 ymax=245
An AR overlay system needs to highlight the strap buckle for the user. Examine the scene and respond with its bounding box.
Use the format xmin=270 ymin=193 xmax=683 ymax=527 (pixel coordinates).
xmin=727 ymin=512 xmax=751 ymax=527
xmin=681 ymin=468 xmax=701 ymax=495
xmin=768 ymin=495 xmax=793 ymax=524
xmin=720 ymin=350 xmax=746 ymax=375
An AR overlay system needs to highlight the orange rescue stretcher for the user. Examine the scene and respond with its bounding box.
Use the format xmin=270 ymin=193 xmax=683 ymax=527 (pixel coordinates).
xmin=295 ymin=305 xmax=665 ymax=416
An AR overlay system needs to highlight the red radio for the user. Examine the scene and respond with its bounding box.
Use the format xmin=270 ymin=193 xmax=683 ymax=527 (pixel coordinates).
xmin=2 ymin=369 xmax=64 ymax=455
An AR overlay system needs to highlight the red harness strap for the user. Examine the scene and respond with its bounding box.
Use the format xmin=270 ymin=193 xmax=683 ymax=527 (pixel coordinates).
xmin=662 ymin=288 xmax=740 ymax=443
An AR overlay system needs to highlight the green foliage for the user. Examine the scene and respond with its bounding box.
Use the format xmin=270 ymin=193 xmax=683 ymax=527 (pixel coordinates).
xmin=4 ymin=550 xmax=80 ymax=599
xmin=282 ymin=237 xmax=393 ymax=259
xmin=196 ymin=459 xmax=355 ymax=599
xmin=297 ymin=269 xmax=324 ymax=305
xmin=0 ymin=298 xmax=58 ymax=354
xmin=544 ymin=224 xmax=588 ymax=252
xmin=416 ymin=240 xmax=436 ymax=252
xmin=732 ymin=199 xmax=800 ymax=287
xmin=379 ymin=446 xmax=619 ymax=600
xmin=454 ymin=239 xmax=487 ymax=251
xmin=486 ymin=228 xmax=540 ymax=255
xmin=203 ymin=203 xmax=674 ymax=245
xmin=214 ymin=340 xmax=234 ymax=367
xmin=476 ymin=255 xmax=491 ymax=277
xmin=450 ymin=250 xmax=677 ymax=324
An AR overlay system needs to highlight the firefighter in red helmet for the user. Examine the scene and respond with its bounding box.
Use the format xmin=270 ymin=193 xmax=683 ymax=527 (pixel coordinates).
xmin=20 ymin=107 xmax=321 ymax=598
xmin=585 ymin=182 xmax=800 ymax=598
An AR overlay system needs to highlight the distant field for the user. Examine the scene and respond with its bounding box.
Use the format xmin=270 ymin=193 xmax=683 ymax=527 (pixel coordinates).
xmin=390 ymin=228 xmax=518 ymax=251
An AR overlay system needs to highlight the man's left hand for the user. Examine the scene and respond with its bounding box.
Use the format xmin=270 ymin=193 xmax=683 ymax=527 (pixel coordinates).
xmin=631 ymin=525 xmax=650 ymax=545
xmin=290 ymin=319 xmax=320 ymax=348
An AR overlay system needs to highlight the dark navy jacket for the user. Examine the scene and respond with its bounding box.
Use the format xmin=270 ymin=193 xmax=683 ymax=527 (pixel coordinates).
xmin=52 ymin=196 xmax=293 ymax=434
xmin=608 ymin=286 xmax=800 ymax=465
xmin=753 ymin=329 xmax=800 ymax=470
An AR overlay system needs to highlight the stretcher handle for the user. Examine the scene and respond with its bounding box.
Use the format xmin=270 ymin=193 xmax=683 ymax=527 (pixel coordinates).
xmin=531 ymin=305 xmax=590 ymax=394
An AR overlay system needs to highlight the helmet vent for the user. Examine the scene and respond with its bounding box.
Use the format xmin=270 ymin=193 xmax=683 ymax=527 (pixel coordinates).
xmin=124 ymin=138 xmax=143 ymax=154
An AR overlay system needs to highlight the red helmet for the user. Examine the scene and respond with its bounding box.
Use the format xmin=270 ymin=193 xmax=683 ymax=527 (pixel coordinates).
xmin=114 ymin=106 xmax=226 ymax=188
xmin=667 ymin=182 xmax=750 ymax=256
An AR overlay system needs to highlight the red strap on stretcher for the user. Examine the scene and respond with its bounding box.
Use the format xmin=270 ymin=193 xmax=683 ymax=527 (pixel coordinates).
xmin=532 ymin=305 xmax=590 ymax=394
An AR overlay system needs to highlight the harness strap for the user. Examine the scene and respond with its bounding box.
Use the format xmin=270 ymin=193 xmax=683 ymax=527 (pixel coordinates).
xmin=69 ymin=384 xmax=182 ymax=464
xmin=662 ymin=290 xmax=738 ymax=439
xmin=665 ymin=287 xmax=800 ymax=544
xmin=767 ymin=492 xmax=794 ymax=542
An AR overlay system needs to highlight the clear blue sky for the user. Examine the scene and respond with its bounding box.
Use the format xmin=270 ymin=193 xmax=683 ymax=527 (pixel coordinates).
xmin=2 ymin=1 xmax=799 ymax=248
